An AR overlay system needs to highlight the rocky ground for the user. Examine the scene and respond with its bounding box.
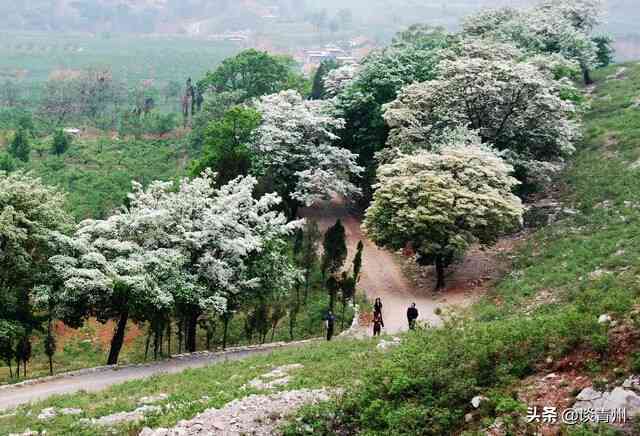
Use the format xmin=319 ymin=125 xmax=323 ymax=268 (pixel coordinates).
xmin=139 ymin=389 xmax=333 ymax=436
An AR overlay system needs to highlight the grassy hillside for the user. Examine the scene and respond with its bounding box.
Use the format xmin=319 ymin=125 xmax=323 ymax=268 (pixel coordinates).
xmin=2 ymin=63 xmax=640 ymax=435
xmin=286 ymin=63 xmax=640 ymax=435
xmin=0 ymin=132 xmax=190 ymax=220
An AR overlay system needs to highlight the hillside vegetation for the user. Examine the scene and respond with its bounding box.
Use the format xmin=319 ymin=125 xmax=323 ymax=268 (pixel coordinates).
xmin=285 ymin=62 xmax=640 ymax=436
xmin=4 ymin=61 xmax=639 ymax=436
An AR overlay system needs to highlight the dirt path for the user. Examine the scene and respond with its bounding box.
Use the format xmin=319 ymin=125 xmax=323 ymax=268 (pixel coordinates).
xmin=300 ymin=199 xmax=443 ymax=334
xmin=300 ymin=198 xmax=520 ymax=335
xmin=0 ymin=341 xmax=317 ymax=411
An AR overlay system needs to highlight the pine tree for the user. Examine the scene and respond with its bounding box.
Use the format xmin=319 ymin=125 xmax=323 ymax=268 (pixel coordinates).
xmin=51 ymin=129 xmax=70 ymax=156
xmin=9 ymin=129 xmax=30 ymax=162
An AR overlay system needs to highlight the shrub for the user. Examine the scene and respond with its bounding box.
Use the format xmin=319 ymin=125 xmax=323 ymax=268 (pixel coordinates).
xmin=0 ymin=152 xmax=16 ymax=172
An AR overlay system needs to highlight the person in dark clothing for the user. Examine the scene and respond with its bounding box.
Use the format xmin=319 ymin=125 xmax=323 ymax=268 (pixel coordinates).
xmin=407 ymin=303 xmax=419 ymax=330
xmin=372 ymin=311 xmax=384 ymax=336
xmin=324 ymin=311 xmax=336 ymax=341
xmin=373 ymin=297 xmax=383 ymax=315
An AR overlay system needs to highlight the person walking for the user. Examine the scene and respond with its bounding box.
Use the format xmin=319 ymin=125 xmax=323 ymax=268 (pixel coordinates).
xmin=372 ymin=311 xmax=384 ymax=336
xmin=373 ymin=297 xmax=383 ymax=315
xmin=324 ymin=310 xmax=336 ymax=341
xmin=407 ymin=303 xmax=419 ymax=330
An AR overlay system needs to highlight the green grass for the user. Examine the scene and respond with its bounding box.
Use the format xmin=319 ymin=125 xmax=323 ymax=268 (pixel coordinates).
xmin=1 ymin=133 xmax=190 ymax=220
xmin=0 ymin=338 xmax=380 ymax=436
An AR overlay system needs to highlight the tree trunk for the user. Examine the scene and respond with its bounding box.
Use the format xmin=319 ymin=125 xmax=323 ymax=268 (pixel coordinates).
xmin=186 ymin=313 xmax=198 ymax=353
xmin=144 ymin=325 xmax=152 ymax=361
xmin=16 ymin=360 xmax=19 ymax=379
xmin=166 ymin=322 xmax=172 ymax=356
xmin=329 ymin=288 xmax=336 ymax=312
xmin=8 ymin=363 xmax=12 ymax=379
xmin=304 ymin=269 xmax=310 ymax=304
xmin=341 ymin=299 xmax=346 ymax=330
xmin=177 ymin=318 xmax=183 ymax=354
xmin=222 ymin=316 xmax=230 ymax=350
xmin=107 ymin=309 xmax=129 ymax=365
xmin=23 ymin=361 xmax=26 ymax=378
xmin=434 ymin=257 xmax=445 ymax=291
xmin=583 ymin=67 xmax=593 ymax=85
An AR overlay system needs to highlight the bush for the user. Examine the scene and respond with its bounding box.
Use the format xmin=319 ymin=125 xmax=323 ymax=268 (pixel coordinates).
xmin=0 ymin=152 xmax=16 ymax=172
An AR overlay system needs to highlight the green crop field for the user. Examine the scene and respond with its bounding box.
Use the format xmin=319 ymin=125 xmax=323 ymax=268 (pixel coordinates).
xmin=0 ymin=32 xmax=240 ymax=86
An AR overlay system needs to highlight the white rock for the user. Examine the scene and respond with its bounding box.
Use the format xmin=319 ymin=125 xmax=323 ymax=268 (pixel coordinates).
xmin=37 ymin=407 xmax=57 ymax=420
xmin=574 ymin=386 xmax=640 ymax=417
xmin=139 ymin=393 xmax=169 ymax=404
xmin=598 ymin=314 xmax=612 ymax=324
xmin=60 ymin=408 xmax=82 ymax=416
xmin=471 ymin=395 xmax=488 ymax=409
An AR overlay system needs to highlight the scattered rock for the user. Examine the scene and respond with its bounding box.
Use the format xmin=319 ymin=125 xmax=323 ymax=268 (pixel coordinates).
xmin=37 ymin=407 xmax=57 ymax=421
xmin=140 ymin=389 xmax=333 ymax=436
xmin=376 ymin=337 xmax=401 ymax=351
xmin=607 ymin=67 xmax=627 ymax=80
xmin=89 ymin=405 xmax=162 ymax=426
xmin=598 ymin=314 xmax=612 ymax=324
xmin=8 ymin=429 xmax=40 ymax=436
xmin=574 ymin=386 xmax=640 ymax=418
xmin=139 ymin=393 xmax=169 ymax=405
xmin=589 ymin=269 xmax=611 ymax=281
xmin=471 ymin=395 xmax=488 ymax=409
xmin=60 ymin=408 xmax=82 ymax=416
xmin=630 ymin=160 xmax=640 ymax=171
xmin=623 ymin=376 xmax=640 ymax=392
xmin=245 ymin=364 xmax=304 ymax=390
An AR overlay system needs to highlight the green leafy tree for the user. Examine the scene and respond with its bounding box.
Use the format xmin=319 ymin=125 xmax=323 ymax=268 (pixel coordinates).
xmin=593 ymin=34 xmax=615 ymax=68
xmin=191 ymin=106 xmax=261 ymax=186
xmin=310 ymin=59 xmax=338 ymax=100
xmin=9 ymin=129 xmax=30 ymax=162
xmin=298 ymin=220 xmax=322 ymax=302
xmin=0 ymin=172 xmax=70 ymax=377
xmin=364 ymin=143 xmax=524 ymax=290
xmin=51 ymin=129 xmax=71 ymax=156
xmin=322 ymin=219 xmax=347 ymax=311
xmin=198 ymin=49 xmax=305 ymax=100
xmin=353 ymin=240 xmax=364 ymax=282
xmin=334 ymin=26 xmax=451 ymax=208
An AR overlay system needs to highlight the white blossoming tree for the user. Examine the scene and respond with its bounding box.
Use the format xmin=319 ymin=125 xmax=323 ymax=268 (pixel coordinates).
xmin=48 ymin=211 xmax=191 ymax=365
xmin=463 ymin=0 xmax=608 ymax=83
xmin=251 ymin=90 xmax=362 ymax=216
xmin=0 ymin=171 xmax=70 ymax=376
xmin=124 ymin=171 xmax=300 ymax=350
xmin=323 ymin=64 xmax=360 ymax=98
xmin=383 ymin=48 xmax=581 ymax=184
xmin=364 ymin=142 xmax=524 ymax=290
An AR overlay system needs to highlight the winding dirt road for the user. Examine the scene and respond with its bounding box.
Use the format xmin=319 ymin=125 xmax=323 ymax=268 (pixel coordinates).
xmin=300 ymin=199 xmax=444 ymax=334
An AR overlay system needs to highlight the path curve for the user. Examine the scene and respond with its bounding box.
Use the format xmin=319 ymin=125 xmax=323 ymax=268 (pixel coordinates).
xmin=300 ymin=199 xmax=443 ymax=334
xmin=0 ymin=340 xmax=318 ymax=411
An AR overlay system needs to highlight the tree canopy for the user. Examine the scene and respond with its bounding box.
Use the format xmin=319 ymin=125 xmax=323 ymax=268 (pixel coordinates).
xmin=364 ymin=139 xmax=524 ymax=289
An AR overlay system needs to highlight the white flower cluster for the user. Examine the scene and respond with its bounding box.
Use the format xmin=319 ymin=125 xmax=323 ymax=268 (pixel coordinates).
xmin=48 ymin=171 xmax=299 ymax=321
xmin=251 ymin=90 xmax=363 ymax=206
